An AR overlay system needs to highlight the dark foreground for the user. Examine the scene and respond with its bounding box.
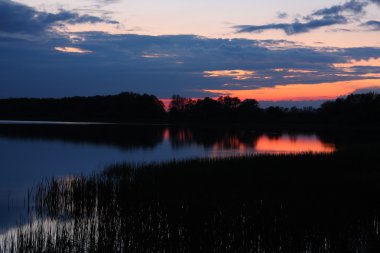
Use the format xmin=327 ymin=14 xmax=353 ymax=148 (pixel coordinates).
xmin=1 ymin=152 xmax=380 ymax=252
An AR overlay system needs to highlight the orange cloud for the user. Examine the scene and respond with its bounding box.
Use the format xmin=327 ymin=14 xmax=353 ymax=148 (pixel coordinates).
xmin=54 ymin=47 xmax=92 ymax=54
xmin=204 ymin=79 xmax=380 ymax=101
xmin=333 ymin=57 xmax=380 ymax=68
xmin=203 ymin=70 xmax=255 ymax=80
xmin=361 ymin=73 xmax=380 ymax=78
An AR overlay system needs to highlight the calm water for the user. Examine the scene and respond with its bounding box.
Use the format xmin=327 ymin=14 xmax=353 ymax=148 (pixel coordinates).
xmin=0 ymin=121 xmax=336 ymax=232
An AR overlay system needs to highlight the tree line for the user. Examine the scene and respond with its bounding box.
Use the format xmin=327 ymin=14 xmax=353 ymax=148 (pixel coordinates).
xmin=0 ymin=92 xmax=166 ymax=122
xmin=168 ymin=93 xmax=380 ymax=124
xmin=0 ymin=91 xmax=379 ymax=124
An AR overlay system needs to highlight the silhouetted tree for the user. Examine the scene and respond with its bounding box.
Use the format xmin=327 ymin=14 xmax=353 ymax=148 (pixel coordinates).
xmin=239 ymin=99 xmax=259 ymax=111
xmin=169 ymin=95 xmax=196 ymax=117
xmin=217 ymin=96 xmax=241 ymax=110
xmin=0 ymin=92 xmax=166 ymax=123
xmin=319 ymin=93 xmax=380 ymax=124
xmin=2 ymin=91 xmax=379 ymax=125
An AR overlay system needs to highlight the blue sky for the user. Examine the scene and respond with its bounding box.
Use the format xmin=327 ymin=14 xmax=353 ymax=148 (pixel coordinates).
xmin=1 ymin=0 xmax=380 ymax=104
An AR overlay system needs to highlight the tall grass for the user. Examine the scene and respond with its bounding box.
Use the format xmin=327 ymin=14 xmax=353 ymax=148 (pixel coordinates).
xmin=2 ymin=153 xmax=380 ymax=252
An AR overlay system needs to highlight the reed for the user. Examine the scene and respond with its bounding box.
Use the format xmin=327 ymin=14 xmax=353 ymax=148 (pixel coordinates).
xmin=2 ymin=152 xmax=380 ymax=252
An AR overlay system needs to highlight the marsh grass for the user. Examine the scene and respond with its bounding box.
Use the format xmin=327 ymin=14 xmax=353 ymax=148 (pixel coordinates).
xmin=2 ymin=152 xmax=380 ymax=252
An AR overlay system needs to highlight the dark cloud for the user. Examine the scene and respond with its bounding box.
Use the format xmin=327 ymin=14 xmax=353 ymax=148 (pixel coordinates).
xmin=0 ymin=32 xmax=379 ymax=98
xmin=311 ymin=0 xmax=367 ymax=16
xmin=277 ymin=12 xmax=288 ymax=19
xmin=0 ymin=0 xmax=118 ymax=35
xmin=234 ymin=0 xmax=379 ymax=35
xmin=363 ymin=20 xmax=380 ymax=30
xmin=369 ymin=0 xmax=380 ymax=4
xmin=235 ymin=15 xmax=347 ymax=35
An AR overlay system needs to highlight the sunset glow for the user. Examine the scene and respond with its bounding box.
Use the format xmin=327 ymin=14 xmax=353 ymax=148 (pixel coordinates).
xmin=204 ymin=79 xmax=380 ymax=101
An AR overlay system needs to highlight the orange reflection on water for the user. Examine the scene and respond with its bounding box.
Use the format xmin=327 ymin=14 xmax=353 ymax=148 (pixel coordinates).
xmin=255 ymin=134 xmax=336 ymax=155
xmin=210 ymin=136 xmax=252 ymax=156
xmin=164 ymin=128 xmax=336 ymax=156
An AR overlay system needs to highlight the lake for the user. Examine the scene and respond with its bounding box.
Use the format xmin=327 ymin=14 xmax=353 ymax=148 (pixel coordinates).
xmin=2 ymin=121 xmax=380 ymax=252
xmin=0 ymin=121 xmax=338 ymax=232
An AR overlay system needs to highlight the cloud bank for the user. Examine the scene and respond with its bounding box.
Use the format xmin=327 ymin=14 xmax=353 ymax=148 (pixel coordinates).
xmin=235 ymin=0 xmax=379 ymax=35
xmin=0 ymin=0 xmax=117 ymax=36
xmin=0 ymin=0 xmax=380 ymax=102
xmin=235 ymin=15 xmax=347 ymax=35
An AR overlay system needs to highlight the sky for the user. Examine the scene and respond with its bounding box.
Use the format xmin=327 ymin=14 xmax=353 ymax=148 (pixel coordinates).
xmin=1 ymin=0 xmax=380 ymax=106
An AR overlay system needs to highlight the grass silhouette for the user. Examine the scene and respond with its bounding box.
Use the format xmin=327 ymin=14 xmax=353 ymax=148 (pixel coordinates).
xmin=2 ymin=152 xmax=380 ymax=252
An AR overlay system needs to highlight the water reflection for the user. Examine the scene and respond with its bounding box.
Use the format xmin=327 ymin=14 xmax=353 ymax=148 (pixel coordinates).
xmin=167 ymin=127 xmax=336 ymax=156
xmin=256 ymin=134 xmax=336 ymax=154
xmin=0 ymin=123 xmax=336 ymax=156
xmin=2 ymin=122 xmax=380 ymax=251
xmin=0 ymin=122 xmax=336 ymax=232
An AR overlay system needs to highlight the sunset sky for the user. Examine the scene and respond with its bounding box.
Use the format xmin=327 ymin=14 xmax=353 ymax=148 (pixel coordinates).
xmin=1 ymin=0 xmax=380 ymax=106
